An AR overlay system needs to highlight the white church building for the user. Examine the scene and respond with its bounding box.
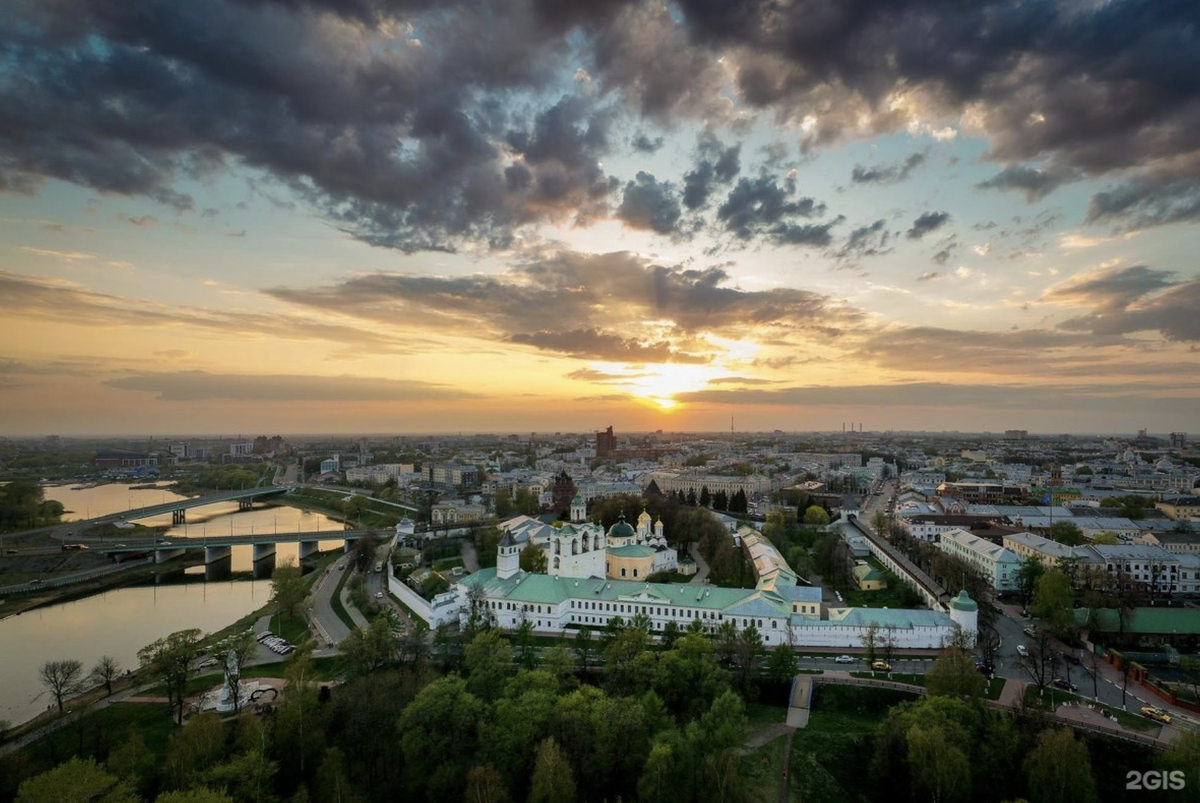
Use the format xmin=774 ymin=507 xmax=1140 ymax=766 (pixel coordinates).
xmin=451 ymin=508 xmax=975 ymax=649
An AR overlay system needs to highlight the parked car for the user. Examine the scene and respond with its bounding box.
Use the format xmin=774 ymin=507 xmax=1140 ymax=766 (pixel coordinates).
xmin=1016 ymin=644 xmax=1029 ymax=657
xmin=374 ymin=591 xmax=384 ymax=599
xmin=834 ymin=655 xmax=854 ymax=664
xmin=1140 ymin=706 xmax=1172 ymax=724
xmin=1052 ymin=678 xmax=1078 ymax=692
xmin=871 ymin=660 xmax=892 ymax=672
xmin=1060 ymin=652 xmax=1082 ymax=665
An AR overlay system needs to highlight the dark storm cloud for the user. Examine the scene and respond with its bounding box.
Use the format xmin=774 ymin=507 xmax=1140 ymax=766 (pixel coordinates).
xmin=717 ymin=175 xmax=828 ymax=242
xmin=0 ymin=0 xmax=629 ymax=252
xmin=6 ymin=0 xmax=1200 ymax=252
xmin=976 ymin=165 xmax=1077 ymax=202
xmin=616 ymin=171 xmax=682 ymax=234
xmin=906 ymin=211 xmax=950 ymax=239
xmin=266 ymin=249 xmax=866 ymax=358
xmin=850 ymin=152 xmax=926 ymax=185
xmin=104 ymin=371 xmax=474 ymax=401
xmin=918 ymin=271 xmax=941 ymax=281
xmin=1085 ymin=181 xmax=1200 ymax=231
xmin=682 ymin=134 xmax=742 ymax=211
xmin=837 ymin=219 xmax=891 ymax=258
xmin=673 ymin=0 xmax=1200 ymax=189
xmin=509 ymin=328 xmax=709 ymax=362
xmin=631 ymin=133 xmax=665 ymax=153
xmin=1043 ymin=265 xmax=1200 ymax=342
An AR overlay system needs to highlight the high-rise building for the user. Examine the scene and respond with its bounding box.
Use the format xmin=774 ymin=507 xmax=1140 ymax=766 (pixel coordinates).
xmin=1170 ymin=432 xmax=1188 ymax=449
xmin=596 ymin=425 xmax=616 ymax=458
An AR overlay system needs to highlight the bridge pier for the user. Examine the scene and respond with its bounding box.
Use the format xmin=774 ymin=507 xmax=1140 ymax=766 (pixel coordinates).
xmin=238 ymin=499 xmax=254 ymax=511
xmin=298 ymin=541 xmax=320 ymax=561
xmin=205 ymin=545 xmax=232 ymax=563
xmin=253 ymin=542 xmax=276 ymax=563
xmin=172 ymin=509 xmax=186 ymax=524
xmin=154 ymin=547 xmax=187 ymax=564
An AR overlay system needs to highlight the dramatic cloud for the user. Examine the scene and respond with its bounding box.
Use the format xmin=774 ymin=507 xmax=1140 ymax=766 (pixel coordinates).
xmin=906 ymin=211 xmax=950 ymax=239
xmin=1043 ymin=265 xmax=1200 ymax=341
xmin=682 ymin=133 xmax=742 ymax=211
xmin=616 ymin=171 xmax=682 ymax=234
xmin=509 ymin=328 xmax=708 ymax=363
xmin=837 ymin=219 xmax=891 ymax=258
xmin=104 ymin=371 xmax=475 ymax=401
xmin=1085 ymin=181 xmax=1200 ymax=232
xmin=717 ymin=175 xmax=827 ymax=241
xmin=266 ymin=250 xmax=866 ymax=359
xmin=850 ymin=152 xmax=926 ymax=185
xmin=975 ymin=165 xmax=1078 ymax=202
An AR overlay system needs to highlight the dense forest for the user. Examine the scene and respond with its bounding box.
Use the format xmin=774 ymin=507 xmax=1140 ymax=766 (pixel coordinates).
xmin=4 ymin=616 xmax=1198 ymax=803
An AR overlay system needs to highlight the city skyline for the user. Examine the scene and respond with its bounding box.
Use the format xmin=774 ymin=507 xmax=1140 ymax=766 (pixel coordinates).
xmin=2 ymin=1 xmax=1199 ymax=436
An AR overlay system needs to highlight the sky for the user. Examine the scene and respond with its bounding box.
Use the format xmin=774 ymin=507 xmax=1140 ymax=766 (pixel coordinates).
xmin=1 ymin=0 xmax=1199 ymax=438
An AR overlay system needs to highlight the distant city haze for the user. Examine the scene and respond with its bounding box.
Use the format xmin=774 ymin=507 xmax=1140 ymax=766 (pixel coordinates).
xmin=0 ymin=2 xmax=1197 ymax=436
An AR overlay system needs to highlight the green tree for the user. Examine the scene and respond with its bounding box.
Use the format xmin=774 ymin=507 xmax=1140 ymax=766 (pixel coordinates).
xmin=573 ymin=627 xmax=595 ymax=672
xmin=907 ymin=723 xmax=972 ymax=803
xmin=163 ymin=712 xmax=226 ymax=790
xmin=270 ymin=557 xmax=308 ymax=622
xmin=339 ymin=615 xmax=397 ymax=677
xmin=527 ymin=737 xmax=576 ymax=803
xmin=1014 ymin=557 xmax=1046 ymax=609
xmin=698 ymin=486 xmax=711 ymax=507
xmin=1033 ymin=570 xmax=1076 ymax=638
xmin=38 ymin=658 xmax=84 ymax=714
xmin=804 ymin=505 xmax=831 ymax=526
xmin=15 ymin=758 xmax=137 ymax=803
xmin=767 ymin=643 xmax=799 ymax=684
xmin=520 ymin=542 xmax=548 ymax=573
xmin=400 ymin=676 xmax=484 ymax=801
xmin=464 ymin=763 xmax=512 ymax=803
xmin=926 ymin=647 xmax=986 ymax=699
xmin=1048 ymin=521 xmax=1084 ymax=546
xmin=494 ymin=489 xmax=514 ymax=519
xmin=138 ymin=628 xmax=203 ymax=724
xmin=155 ymin=790 xmax=234 ymax=803
xmin=1023 ymin=727 xmax=1097 ymax=803
xmin=735 ymin=624 xmax=763 ymax=692
xmin=466 ymin=629 xmax=514 ymax=702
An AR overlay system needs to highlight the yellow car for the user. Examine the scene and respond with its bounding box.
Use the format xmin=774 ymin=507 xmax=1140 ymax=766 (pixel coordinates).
xmin=872 ymin=660 xmax=892 ymax=671
xmin=1140 ymin=706 xmax=1172 ymax=724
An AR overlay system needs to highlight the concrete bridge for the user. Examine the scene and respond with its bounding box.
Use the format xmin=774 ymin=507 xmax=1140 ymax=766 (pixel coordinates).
xmin=96 ymin=527 xmax=388 ymax=565
xmin=99 ymin=486 xmax=291 ymax=526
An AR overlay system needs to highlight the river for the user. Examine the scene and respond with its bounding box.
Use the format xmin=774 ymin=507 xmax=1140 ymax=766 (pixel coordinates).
xmin=0 ymin=482 xmax=347 ymax=728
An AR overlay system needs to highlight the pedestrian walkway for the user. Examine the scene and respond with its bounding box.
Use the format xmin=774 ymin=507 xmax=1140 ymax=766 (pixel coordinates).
xmin=688 ymin=544 xmax=711 ymax=584
xmin=998 ymin=678 xmax=1027 ymax=707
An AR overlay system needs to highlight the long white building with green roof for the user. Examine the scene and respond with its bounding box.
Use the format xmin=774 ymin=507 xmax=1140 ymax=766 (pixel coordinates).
xmin=450 ymin=524 xmax=975 ymax=649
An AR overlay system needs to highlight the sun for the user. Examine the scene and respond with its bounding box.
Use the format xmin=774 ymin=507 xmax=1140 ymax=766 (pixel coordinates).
xmin=617 ymin=363 xmax=719 ymax=410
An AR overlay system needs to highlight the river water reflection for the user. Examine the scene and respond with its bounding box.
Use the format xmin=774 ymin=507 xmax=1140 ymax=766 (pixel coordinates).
xmin=0 ymin=483 xmax=347 ymax=728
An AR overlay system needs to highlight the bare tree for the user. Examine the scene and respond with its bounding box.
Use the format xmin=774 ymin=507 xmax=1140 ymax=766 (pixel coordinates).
xmin=859 ymin=621 xmax=881 ymax=666
xmin=89 ymin=655 xmax=121 ymax=697
xmin=1018 ymin=625 xmax=1058 ymax=694
xmin=39 ymin=659 xmax=84 ymax=714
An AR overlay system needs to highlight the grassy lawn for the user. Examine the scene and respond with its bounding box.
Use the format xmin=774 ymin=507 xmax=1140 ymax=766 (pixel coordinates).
xmin=785 ymin=685 xmax=907 ymax=803
xmin=740 ymin=731 xmax=789 ymax=803
xmin=746 ymin=701 xmax=788 ymax=728
xmin=432 ymin=557 xmax=464 ymax=571
xmin=2 ymin=703 xmax=177 ymax=792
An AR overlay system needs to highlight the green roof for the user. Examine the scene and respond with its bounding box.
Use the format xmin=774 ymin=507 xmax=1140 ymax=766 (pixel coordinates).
xmin=1076 ymin=607 xmax=1200 ymax=635
xmin=609 ymin=544 xmax=656 ymax=558
xmin=949 ymin=589 xmax=978 ymax=612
